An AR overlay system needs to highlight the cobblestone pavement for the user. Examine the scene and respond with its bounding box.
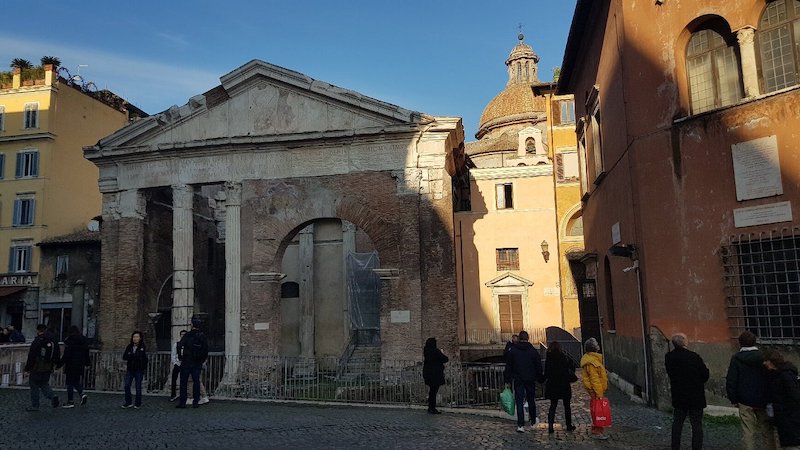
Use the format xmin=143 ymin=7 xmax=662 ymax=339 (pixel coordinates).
xmin=1 ymin=385 xmax=741 ymax=449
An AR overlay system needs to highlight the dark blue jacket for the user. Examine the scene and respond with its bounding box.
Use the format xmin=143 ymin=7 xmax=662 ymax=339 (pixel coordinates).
xmin=62 ymin=334 xmax=90 ymax=376
xmin=178 ymin=329 xmax=209 ymax=369
xmin=505 ymin=341 xmax=543 ymax=384
xmin=726 ymin=348 xmax=769 ymax=408
xmin=122 ymin=343 xmax=148 ymax=372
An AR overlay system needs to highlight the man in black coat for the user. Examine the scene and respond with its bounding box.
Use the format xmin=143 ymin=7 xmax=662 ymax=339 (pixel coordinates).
xmin=177 ymin=318 xmax=209 ymax=409
xmin=665 ymin=333 xmax=709 ymax=450
xmin=24 ymin=324 xmax=61 ymax=411
xmin=505 ymin=330 xmax=544 ymax=432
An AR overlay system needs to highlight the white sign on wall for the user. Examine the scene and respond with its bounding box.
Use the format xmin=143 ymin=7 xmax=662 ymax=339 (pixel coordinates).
xmin=734 ymin=201 xmax=793 ymax=228
xmin=611 ymin=222 xmax=621 ymax=245
xmin=390 ymin=310 xmax=410 ymax=323
xmin=732 ymin=135 xmax=783 ymax=201
xmin=253 ymin=322 xmax=269 ymax=331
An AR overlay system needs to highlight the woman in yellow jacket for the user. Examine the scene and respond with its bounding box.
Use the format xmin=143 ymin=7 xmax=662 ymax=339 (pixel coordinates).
xmin=580 ymin=337 xmax=609 ymax=440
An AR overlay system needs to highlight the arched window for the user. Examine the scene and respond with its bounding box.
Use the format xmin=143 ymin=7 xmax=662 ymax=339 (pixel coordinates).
xmin=758 ymin=0 xmax=800 ymax=93
xmin=525 ymin=137 xmax=536 ymax=154
xmin=686 ymin=28 xmax=743 ymax=113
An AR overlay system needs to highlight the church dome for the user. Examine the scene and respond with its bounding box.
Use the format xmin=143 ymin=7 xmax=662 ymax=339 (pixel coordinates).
xmin=478 ymin=83 xmax=545 ymax=136
xmin=476 ymin=34 xmax=544 ymax=138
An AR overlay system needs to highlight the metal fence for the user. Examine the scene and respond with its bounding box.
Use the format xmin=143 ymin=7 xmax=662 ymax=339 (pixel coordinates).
xmin=0 ymin=347 xmax=518 ymax=408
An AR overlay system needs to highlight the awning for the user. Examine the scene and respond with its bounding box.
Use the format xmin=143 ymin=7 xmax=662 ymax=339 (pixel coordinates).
xmin=0 ymin=286 xmax=27 ymax=297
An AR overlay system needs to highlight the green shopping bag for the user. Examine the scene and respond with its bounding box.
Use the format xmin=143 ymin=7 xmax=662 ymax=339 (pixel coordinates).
xmin=499 ymin=387 xmax=515 ymax=416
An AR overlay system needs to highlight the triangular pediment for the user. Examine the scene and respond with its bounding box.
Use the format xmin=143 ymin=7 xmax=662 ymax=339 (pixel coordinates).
xmin=485 ymin=272 xmax=534 ymax=287
xmin=94 ymin=60 xmax=423 ymax=150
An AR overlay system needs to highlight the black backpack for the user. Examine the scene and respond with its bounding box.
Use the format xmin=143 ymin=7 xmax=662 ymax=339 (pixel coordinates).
xmin=180 ymin=332 xmax=208 ymax=363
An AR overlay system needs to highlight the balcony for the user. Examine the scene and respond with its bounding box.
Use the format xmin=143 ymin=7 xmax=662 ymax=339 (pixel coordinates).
xmin=462 ymin=328 xmax=546 ymax=346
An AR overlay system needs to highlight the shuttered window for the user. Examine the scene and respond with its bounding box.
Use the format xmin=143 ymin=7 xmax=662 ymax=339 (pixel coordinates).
xmin=499 ymin=294 xmax=524 ymax=334
xmin=496 ymin=248 xmax=519 ymax=271
xmin=15 ymin=151 xmax=39 ymax=178
xmin=495 ymin=183 xmax=513 ymax=209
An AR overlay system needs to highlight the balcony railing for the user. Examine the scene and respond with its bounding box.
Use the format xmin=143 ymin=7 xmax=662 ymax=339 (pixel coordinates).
xmin=463 ymin=328 xmax=547 ymax=345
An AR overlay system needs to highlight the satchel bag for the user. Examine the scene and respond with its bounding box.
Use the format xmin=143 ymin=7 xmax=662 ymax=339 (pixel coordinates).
xmin=499 ymin=387 xmax=516 ymax=416
xmin=590 ymin=396 xmax=612 ymax=427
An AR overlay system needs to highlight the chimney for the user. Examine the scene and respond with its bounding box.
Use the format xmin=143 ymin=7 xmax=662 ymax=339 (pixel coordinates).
xmin=12 ymin=68 xmax=21 ymax=89
xmin=44 ymin=64 xmax=54 ymax=86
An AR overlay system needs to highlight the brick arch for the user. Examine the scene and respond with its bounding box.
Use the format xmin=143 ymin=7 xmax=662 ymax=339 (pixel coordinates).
xmin=249 ymin=175 xmax=408 ymax=273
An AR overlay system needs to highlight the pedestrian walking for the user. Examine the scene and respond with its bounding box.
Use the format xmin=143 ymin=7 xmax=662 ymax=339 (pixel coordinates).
xmin=169 ymin=330 xmax=187 ymax=402
xmin=24 ymin=324 xmax=60 ymax=411
xmin=665 ymin=333 xmax=709 ymax=450
xmin=763 ymin=349 xmax=800 ymax=449
xmin=422 ymin=337 xmax=449 ymax=414
xmin=580 ymin=337 xmax=608 ymax=440
xmin=505 ymin=330 xmax=544 ymax=433
xmin=725 ymin=330 xmax=776 ymax=450
xmin=177 ymin=318 xmax=209 ymax=409
xmin=544 ymin=340 xmax=576 ymax=433
xmin=61 ymin=325 xmax=90 ymax=408
xmin=121 ymin=331 xmax=147 ymax=409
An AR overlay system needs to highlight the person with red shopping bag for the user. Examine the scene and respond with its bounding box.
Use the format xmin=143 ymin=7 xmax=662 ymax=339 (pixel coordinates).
xmin=580 ymin=337 xmax=610 ymax=439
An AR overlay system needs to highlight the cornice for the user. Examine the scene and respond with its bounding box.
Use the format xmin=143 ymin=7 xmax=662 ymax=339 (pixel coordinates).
xmin=470 ymin=165 xmax=553 ymax=180
xmin=0 ymin=132 xmax=55 ymax=143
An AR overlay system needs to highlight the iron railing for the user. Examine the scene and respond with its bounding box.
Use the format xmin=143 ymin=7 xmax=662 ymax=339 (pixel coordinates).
xmin=464 ymin=328 xmax=546 ymax=345
xmin=0 ymin=346 xmax=515 ymax=408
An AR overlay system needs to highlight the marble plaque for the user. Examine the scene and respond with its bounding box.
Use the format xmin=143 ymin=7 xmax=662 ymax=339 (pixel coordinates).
xmin=734 ymin=201 xmax=793 ymax=228
xmin=611 ymin=222 xmax=621 ymax=245
xmin=390 ymin=310 xmax=410 ymax=323
xmin=543 ymin=287 xmax=560 ymax=296
xmin=253 ymin=322 xmax=270 ymax=331
xmin=732 ymin=135 xmax=782 ymax=201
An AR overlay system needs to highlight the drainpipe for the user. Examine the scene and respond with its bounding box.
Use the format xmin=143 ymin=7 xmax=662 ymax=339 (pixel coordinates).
xmin=625 ymin=257 xmax=651 ymax=405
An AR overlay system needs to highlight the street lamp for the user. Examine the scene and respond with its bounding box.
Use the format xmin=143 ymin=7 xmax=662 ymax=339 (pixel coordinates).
xmin=541 ymin=240 xmax=550 ymax=263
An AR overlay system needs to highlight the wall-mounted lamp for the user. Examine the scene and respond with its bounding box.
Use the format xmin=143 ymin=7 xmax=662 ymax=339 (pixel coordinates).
xmin=541 ymin=240 xmax=550 ymax=263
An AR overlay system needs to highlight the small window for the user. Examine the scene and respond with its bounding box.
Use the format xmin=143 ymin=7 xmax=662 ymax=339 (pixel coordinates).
xmin=560 ymin=100 xmax=575 ymax=124
xmin=13 ymin=198 xmax=35 ymax=226
xmin=495 ymin=183 xmax=514 ymax=209
xmin=0 ymin=105 xmax=5 ymax=131
xmin=23 ymin=103 xmax=38 ymax=129
xmin=9 ymin=244 xmax=32 ymax=273
xmin=525 ymin=138 xmax=536 ymax=154
xmin=56 ymin=255 xmax=69 ymax=277
xmin=499 ymin=294 xmax=524 ymax=334
xmin=281 ymin=281 xmax=300 ymax=298
xmin=496 ymin=248 xmax=520 ymax=271
xmin=15 ymin=151 xmax=39 ymax=178
xmin=556 ymin=152 xmax=580 ymax=182
xmin=0 ymin=154 xmax=5 ymax=179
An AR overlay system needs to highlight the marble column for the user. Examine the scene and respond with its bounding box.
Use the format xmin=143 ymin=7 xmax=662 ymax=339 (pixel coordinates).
xmin=736 ymin=26 xmax=760 ymax=98
xmin=342 ymin=221 xmax=356 ymax=337
xmin=171 ymin=184 xmax=194 ymax=346
xmin=223 ymin=182 xmax=242 ymax=382
xmin=298 ymin=225 xmax=315 ymax=358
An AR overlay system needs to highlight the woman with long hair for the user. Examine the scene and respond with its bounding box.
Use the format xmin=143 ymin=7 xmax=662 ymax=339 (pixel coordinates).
xmin=121 ymin=331 xmax=148 ymax=409
xmin=544 ymin=341 xmax=576 ymax=433
xmin=422 ymin=337 xmax=449 ymax=414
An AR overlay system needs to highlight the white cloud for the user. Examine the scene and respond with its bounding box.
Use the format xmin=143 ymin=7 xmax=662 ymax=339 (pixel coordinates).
xmin=0 ymin=35 xmax=220 ymax=114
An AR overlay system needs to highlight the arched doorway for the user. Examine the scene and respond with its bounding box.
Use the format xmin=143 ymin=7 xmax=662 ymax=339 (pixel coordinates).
xmin=278 ymin=218 xmax=380 ymax=359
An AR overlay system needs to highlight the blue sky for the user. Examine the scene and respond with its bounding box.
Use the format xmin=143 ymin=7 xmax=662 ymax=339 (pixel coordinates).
xmin=2 ymin=1 xmax=576 ymax=139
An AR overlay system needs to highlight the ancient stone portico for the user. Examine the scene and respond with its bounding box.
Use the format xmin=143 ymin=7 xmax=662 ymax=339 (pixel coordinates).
xmin=85 ymin=60 xmax=465 ymax=371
